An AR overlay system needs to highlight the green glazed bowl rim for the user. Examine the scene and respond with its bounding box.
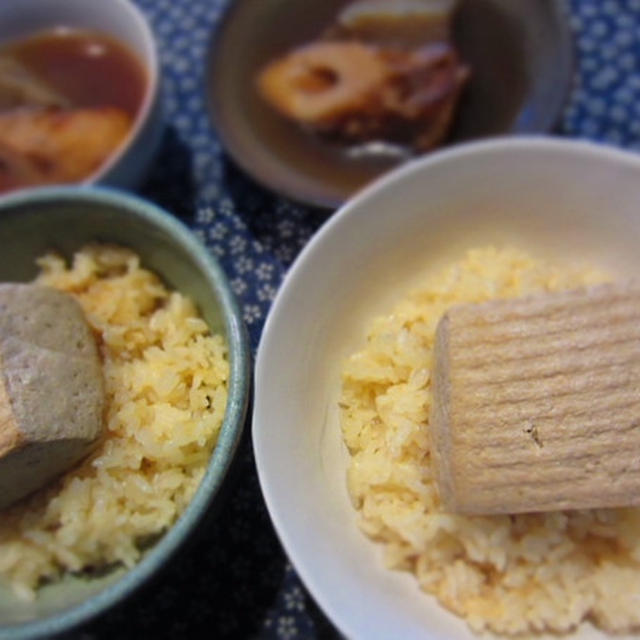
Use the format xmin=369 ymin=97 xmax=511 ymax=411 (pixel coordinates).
xmin=0 ymin=185 xmax=251 ymax=639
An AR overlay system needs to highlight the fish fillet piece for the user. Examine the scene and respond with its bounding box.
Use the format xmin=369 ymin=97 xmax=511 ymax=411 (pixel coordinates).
xmin=431 ymin=280 xmax=640 ymax=514
xmin=0 ymin=106 xmax=131 ymax=186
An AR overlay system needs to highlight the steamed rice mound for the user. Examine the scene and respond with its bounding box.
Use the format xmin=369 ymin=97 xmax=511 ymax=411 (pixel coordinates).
xmin=0 ymin=246 xmax=228 ymax=600
xmin=340 ymin=246 xmax=640 ymax=635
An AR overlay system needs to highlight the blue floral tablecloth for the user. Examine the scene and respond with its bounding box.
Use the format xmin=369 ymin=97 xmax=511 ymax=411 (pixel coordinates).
xmin=71 ymin=0 xmax=640 ymax=637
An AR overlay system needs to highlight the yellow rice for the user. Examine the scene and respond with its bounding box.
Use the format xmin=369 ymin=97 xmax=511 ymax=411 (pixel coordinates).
xmin=0 ymin=245 xmax=228 ymax=600
xmin=340 ymin=246 xmax=640 ymax=635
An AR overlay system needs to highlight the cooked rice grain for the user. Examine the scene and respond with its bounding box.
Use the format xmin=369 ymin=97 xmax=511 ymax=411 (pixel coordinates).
xmin=339 ymin=246 xmax=640 ymax=635
xmin=0 ymin=246 xmax=228 ymax=598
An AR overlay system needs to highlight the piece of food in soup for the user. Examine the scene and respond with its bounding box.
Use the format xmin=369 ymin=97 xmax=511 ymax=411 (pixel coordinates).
xmin=0 ymin=284 xmax=105 ymax=510
xmin=336 ymin=0 xmax=457 ymax=46
xmin=431 ymin=280 xmax=640 ymax=515
xmin=0 ymin=106 xmax=131 ymax=186
xmin=257 ymin=40 xmax=468 ymax=151
xmin=0 ymin=56 xmax=71 ymax=111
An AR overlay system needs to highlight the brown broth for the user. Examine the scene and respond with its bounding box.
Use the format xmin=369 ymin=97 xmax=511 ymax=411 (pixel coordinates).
xmin=0 ymin=168 xmax=20 ymax=194
xmin=1 ymin=28 xmax=147 ymax=117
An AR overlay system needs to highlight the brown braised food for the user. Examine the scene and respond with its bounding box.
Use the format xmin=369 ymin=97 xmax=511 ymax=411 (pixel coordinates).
xmin=259 ymin=41 xmax=468 ymax=151
xmin=256 ymin=0 xmax=469 ymax=152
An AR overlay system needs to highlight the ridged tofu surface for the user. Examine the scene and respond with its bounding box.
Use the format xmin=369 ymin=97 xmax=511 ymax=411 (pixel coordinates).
xmin=431 ymin=281 xmax=640 ymax=514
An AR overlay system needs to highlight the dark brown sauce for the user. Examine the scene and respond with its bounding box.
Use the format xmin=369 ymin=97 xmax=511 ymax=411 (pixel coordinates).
xmin=0 ymin=166 xmax=20 ymax=194
xmin=2 ymin=28 xmax=147 ymax=117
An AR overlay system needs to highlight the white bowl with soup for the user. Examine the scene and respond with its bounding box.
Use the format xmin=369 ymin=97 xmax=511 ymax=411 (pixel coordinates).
xmin=0 ymin=0 xmax=161 ymax=195
xmin=254 ymin=137 xmax=640 ymax=640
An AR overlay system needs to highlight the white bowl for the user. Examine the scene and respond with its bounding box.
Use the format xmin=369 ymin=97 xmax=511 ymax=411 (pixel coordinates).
xmin=253 ymin=137 xmax=640 ymax=640
xmin=0 ymin=0 xmax=162 ymax=190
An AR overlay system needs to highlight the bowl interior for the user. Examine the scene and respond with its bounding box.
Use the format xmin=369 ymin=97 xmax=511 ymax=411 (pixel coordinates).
xmin=254 ymin=138 xmax=640 ymax=640
xmin=207 ymin=0 xmax=571 ymax=207
xmin=0 ymin=188 xmax=247 ymax=636
xmin=0 ymin=199 xmax=227 ymax=337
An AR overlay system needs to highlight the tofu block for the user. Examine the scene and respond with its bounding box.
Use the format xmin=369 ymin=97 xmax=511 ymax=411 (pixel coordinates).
xmin=430 ymin=281 xmax=640 ymax=515
xmin=0 ymin=284 xmax=105 ymax=509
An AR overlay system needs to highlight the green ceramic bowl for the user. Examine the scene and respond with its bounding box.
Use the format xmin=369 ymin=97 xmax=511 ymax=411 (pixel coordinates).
xmin=0 ymin=186 xmax=250 ymax=639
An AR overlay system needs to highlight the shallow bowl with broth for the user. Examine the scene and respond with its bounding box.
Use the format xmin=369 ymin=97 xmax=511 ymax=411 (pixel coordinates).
xmin=207 ymin=0 xmax=572 ymax=208
xmin=0 ymin=187 xmax=250 ymax=639
xmin=253 ymin=137 xmax=640 ymax=640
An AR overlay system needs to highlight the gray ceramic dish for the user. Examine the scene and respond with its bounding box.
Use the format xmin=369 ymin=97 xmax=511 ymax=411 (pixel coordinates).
xmin=206 ymin=0 xmax=573 ymax=208
xmin=0 ymin=186 xmax=250 ymax=639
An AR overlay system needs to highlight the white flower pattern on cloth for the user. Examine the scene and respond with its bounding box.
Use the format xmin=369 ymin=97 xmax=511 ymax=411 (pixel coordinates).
xmin=70 ymin=0 xmax=640 ymax=637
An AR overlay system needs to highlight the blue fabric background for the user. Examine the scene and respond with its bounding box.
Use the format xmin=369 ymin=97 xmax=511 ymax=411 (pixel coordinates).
xmin=70 ymin=0 xmax=640 ymax=637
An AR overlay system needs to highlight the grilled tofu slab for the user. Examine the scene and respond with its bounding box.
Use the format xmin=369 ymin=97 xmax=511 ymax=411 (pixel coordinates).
xmin=431 ymin=281 xmax=640 ymax=514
